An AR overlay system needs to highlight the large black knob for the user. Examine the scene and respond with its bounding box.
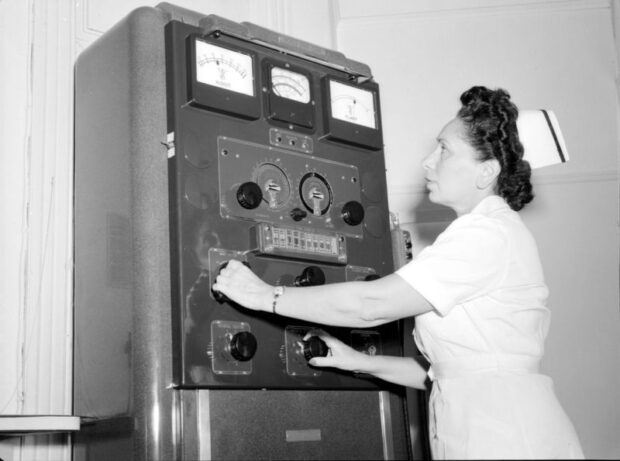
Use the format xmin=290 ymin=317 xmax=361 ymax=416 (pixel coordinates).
xmin=294 ymin=266 xmax=325 ymax=287
xmin=302 ymin=336 xmax=329 ymax=361
xmin=229 ymin=331 xmax=258 ymax=362
xmin=236 ymin=182 xmax=263 ymax=209
xmin=341 ymin=201 xmax=365 ymax=226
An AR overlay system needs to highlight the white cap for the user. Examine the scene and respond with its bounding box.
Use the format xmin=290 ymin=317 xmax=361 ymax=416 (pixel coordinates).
xmin=517 ymin=109 xmax=569 ymax=169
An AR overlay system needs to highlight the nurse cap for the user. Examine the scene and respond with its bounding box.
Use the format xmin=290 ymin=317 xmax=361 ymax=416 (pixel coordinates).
xmin=517 ymin=110 xmax=569 ymax=169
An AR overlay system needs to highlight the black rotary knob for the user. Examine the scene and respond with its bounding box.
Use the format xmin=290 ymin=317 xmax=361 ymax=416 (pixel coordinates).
xmin=236 ymin=181 xmax=263 ymax=209
xmin=290 ymin=207 xmax=308 ymax=222
xmin=302 ymin=336 xmax=329 ymax=361
xmin=341 ymin=201 xmax=365 ymax=226
xmin=229 ymin=331 xmax=258 ymax=362
xmin=294 ymin=266 xmax=325 ymax=287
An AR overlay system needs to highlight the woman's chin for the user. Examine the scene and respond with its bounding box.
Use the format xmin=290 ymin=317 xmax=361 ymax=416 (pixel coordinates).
xmin=426 ymin=190 xmax=440 ymax=204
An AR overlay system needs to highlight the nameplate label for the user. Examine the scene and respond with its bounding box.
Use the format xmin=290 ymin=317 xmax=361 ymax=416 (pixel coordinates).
xmin=285 ymin=429 xmax=322 ymax=442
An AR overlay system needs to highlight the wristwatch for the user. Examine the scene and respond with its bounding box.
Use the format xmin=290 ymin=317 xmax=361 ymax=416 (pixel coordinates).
xmin=272 ymin=286 xmax=285 ymax=314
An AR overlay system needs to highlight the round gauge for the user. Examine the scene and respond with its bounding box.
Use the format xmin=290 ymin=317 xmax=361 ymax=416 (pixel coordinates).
xmin=299 ymin=173 xmax=332 ymax=216
xmin=271 ymin=67 xmax=311 ymax=103
xmin=254 ymin=163 xmax=291 ymax=210
xmin=195 ymin=39 xmax=254 ymax=96
xmin=329 ymin=80 xmax=376 ymax=129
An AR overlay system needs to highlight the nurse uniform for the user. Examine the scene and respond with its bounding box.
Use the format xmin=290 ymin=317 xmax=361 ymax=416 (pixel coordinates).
xmin=396 ymin=195 xmax=584 ymax=460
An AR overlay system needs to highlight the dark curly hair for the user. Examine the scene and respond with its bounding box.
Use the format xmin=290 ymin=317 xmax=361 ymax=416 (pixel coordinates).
xmin=457 ymin=86 xmax=533 ymax=211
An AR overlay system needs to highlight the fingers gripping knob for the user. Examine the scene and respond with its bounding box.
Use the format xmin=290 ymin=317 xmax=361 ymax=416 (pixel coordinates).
xmin=211 ymin=260 xmax=251 ymax=303
xmin=302 ymin=336 xmax=329 ymax=361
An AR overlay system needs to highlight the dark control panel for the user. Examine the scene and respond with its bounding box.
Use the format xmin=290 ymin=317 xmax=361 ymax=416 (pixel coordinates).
xmin=166 ymin=20 xmax=400 ymax=389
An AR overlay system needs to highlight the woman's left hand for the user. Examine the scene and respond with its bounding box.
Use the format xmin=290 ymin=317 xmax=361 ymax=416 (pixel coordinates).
xmin=303 ymin=328 xmax=369 ymax=372
xmin=212 ymin=259 xmax=272 ymax=312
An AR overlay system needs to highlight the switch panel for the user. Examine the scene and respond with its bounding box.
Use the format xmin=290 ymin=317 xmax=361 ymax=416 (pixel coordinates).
xmin=166 ymin=20 xmax=399 ymax=389
xmin=210 ymin=320 xmax=256 ymax=375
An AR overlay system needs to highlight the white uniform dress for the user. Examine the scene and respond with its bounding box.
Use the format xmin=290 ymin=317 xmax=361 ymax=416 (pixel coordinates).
xmin=396 ymin=195 xmax=583 ymax=460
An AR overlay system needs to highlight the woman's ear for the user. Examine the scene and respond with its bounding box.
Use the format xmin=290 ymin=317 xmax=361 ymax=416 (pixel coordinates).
xmin=476 ymin=158 xmax=501 ymax=189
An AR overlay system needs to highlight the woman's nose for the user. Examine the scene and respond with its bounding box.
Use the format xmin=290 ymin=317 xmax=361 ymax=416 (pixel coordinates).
xmin=422 ymin=148 xmax=439 ymax=170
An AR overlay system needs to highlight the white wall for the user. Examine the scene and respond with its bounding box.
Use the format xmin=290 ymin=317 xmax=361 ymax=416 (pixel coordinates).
xmin=334 ymin=0 xmax=620 ymax=458
xmin=0 ymin=0 xmax=618 ymax=459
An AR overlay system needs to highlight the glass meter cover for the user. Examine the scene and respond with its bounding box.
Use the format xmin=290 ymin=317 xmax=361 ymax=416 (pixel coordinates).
xmin=195 ymin=39 xmax=254 ymax=96
xmin=329 ymin=80 xmax=376 ymax=129
xmin=271 ymin=67 xmax=311 ymax=103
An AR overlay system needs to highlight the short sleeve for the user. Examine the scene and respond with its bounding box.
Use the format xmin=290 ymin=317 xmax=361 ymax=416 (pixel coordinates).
xmin=396 ymin=214 xmax=509 ymax=316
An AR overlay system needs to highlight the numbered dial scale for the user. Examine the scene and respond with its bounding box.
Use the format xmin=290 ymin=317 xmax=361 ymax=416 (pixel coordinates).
xmin=270 ymin=66 xmax=311 ymax=103
xmin=329 ymin=80 xmax=376 ymax=129
xmin=266 ymin=62 xmax=315 ymax=129
xmin=188 ymin=36 xmax=261 ymax=119
xmin=194 ymin=39 xmax=254 ymax=96
xmin=323 ymin=77 xmax=383 ymax=150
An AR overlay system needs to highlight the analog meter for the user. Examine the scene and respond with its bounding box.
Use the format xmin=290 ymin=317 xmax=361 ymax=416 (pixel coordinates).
xmin=271 ymin=67 xmax=311 ymax=103
xmin=195 ymin=39 xmax=254 ymax=96
xmin=329 ymin=80 xmax=376 ymax=129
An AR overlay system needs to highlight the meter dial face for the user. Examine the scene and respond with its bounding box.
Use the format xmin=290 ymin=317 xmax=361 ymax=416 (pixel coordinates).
xmin=300 ymin=173 xmax=332 ymax=216
xmin=329 ymin=80 xmax=376 ymax=129
xmin=195 ymin=40 xmax=254 ymax=96
xmin=254 ymin=163 xmax=291 ymax=210
xmin=271 ymin=67 xmax=311 ymax=103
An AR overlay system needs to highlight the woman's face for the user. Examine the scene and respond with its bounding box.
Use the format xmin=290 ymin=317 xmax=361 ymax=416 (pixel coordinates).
xmin=422 ymin=118 xmax=490 ymax=215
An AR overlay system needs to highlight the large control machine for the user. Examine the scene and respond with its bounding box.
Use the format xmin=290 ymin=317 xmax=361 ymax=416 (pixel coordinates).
xmin=73 ymin=3 xmax=422 ymax=460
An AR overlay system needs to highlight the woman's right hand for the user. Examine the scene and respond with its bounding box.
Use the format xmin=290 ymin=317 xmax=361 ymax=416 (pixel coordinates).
xmin=303 ymin=328 xmax=370 ymax=373
xmin=212 ymin=259 xmax=273 ymax=312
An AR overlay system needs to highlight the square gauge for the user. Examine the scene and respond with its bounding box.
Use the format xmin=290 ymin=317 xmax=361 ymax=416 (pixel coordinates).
xmin=323 ymin=77 xmax=383 ymax=150
xmin=187 ymin=36 xmax=260 ymax=120
xmin=265 ymin=61 xmax=315 ymax=129
xmin=329 ymin=80 xmax=376 ymax=129
xmin=195 ymin=39 xmax=254 ymax=96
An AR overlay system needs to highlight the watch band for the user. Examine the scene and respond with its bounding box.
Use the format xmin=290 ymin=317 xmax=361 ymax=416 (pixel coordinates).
xmin=272 ymin=286 xmax=285 ymax=314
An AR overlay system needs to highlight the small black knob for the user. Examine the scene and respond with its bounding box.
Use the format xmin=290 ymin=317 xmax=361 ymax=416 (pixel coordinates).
xmin=302 ymin=336 xmax=329 ymax=361
xmin=229 ymin=331 xmax=258 ymax=362
xmin=290 ymin=207 xmax=308 ymax=222
xmin=364 ymin=274 xmax=381 ymax=281
xmin=341 ymin=201 xmax=365 ymax=226
xmin=294 ymin=266 xmax=325 ymax=287
xmin=237 ymin=182 xmax=263 ymax=209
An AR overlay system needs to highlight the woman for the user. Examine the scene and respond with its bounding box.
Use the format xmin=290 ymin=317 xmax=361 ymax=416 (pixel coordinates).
xmin=213 ymin=86 xmax=584 ymax=459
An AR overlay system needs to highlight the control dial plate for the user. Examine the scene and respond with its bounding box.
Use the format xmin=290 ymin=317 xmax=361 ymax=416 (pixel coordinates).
xmin=253 ymin=163 xmax=291 ymax=210
xmin=218 ymin=136 xmax=363 ymax=238
xmin=299 ymin=172 xmax=332 ymax=216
